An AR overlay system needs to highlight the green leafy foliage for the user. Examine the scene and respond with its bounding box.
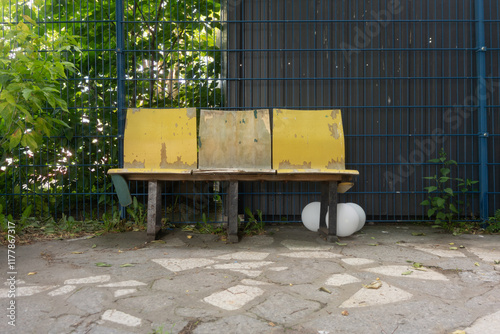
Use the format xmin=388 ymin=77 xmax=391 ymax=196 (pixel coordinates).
xmin=194 ymin=213 xmax=225 ymax=235
xmin=243 ymin=207 xmax=265 ymax=235
xmin=0 ymin=19 xmax=78 ymax=156
xmin=126 ymin=197 xmax=146 ymax=226
xmin=1 ymin=0 xmax=223 ymax=224
xmin=486 ymin=209 xmax=500 ymax=233
xmin=420 ymin=148 xmax=478 ymax=231
xmin=0 ymin=203 xmax=13 ymax=233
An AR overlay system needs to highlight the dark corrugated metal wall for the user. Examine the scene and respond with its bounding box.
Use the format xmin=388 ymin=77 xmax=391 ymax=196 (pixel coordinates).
xmin=225 ymin=0 xmax=498 ymax=221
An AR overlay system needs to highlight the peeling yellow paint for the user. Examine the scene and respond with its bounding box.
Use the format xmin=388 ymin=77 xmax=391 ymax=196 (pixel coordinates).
xmin=328 ymin=123 xmax=341 ymax=139
xmin=326 ymin=157 xmax=345 ymax=170
xmin=331 ymin=109 xmax=340 ymax=120
xmin=124 ymin=159 xmax=145 ymax=168
xmin=273 ymin=109 xmax=346 ymax=172
xmin=278 ymin=160 xmax=312 ymax=170
xmin=124 ymin=108 xmax=197 ymax=171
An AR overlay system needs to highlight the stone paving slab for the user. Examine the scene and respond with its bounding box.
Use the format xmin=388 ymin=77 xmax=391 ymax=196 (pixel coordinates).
xmin=1 ymin=223 xmax=500 ymax=334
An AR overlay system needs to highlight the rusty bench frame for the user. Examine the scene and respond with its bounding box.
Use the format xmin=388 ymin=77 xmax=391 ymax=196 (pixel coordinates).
xmin=108 ymin=108 xmax=358 ymax=243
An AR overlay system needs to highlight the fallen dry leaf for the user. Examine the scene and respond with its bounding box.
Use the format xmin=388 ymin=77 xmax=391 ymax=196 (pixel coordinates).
xmin=363 ymin=281 xmax=382 ymax=289
xmin=319 ymin=286 xmax=332 ymax=294
xmin=71 ymin=251 xmax=83 ymax=254
xmin=27 ymin=272 xmax=37 ymax=276
xmin=341 ymin=310 xmax=349 ymax=316
xmin=268 ymin=322 xmax=276 ymax=327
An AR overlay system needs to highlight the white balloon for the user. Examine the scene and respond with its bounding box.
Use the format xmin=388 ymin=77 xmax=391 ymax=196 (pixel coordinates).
xmin=301 ymin=201 xmax=322 ymax=232
xmin=326 ymin=203 xmax=359 ymax=237
xmin=347 ymin=202 xmax=366 ymax=231
xmin=301 ymin=202 xmax=359 ymax=237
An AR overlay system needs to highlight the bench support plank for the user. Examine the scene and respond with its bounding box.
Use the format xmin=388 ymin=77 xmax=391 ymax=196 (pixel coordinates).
xmin=319 ymin=181 xmax=339 ymax=243
xmin=147 ymin=181 xmax=162 ymax=241
xmin=227 ymin=181 xmax=239 ymax=242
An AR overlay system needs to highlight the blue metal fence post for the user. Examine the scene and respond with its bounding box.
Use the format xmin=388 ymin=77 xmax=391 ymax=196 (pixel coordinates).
xmin=116 ymin=0 xmax=125 ymax=165
xmin=116 ymin=0 xmax=126 ymax=218
xmin=475 ymin=0 xmax=489 ymax=222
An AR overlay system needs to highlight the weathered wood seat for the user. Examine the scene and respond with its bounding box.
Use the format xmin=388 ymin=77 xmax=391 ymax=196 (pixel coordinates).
xmin=108 ymin=108 xmax=359 ymax=242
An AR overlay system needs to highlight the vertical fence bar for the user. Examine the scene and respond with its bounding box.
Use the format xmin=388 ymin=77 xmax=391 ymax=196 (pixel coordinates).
xmin=475 ymin=0 xmax=489 ymax=221
xmin=116 ymin=0 xmax=125 ymax=168
xmin=116 ymin=0 xmax=126 ymax=218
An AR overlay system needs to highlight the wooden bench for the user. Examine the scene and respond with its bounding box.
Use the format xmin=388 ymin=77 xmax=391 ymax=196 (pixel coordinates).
xmin=108 ymin=108 xmax=359 ymax=242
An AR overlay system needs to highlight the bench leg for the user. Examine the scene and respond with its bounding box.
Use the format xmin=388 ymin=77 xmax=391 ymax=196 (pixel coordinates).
xmin=147 ymin=180 xmax=162 ymax=241
xmin=319 ymin=181 xmax=339 ymax=243
xmin=227 ymin=180 xmax=239 ymax=243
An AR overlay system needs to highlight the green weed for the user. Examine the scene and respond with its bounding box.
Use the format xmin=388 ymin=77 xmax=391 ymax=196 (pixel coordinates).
xmin=126 ymin=197 xmax=147 ymax=226
xmin=420 ymin=148 xmax=478 ymax=232
xmin=486 ymin=209 xmax=500 ymax=233
xmin=243 ymin=207 xmax=265 ymax=235
xmin=102 ymin=210 xmax=121 ymax=232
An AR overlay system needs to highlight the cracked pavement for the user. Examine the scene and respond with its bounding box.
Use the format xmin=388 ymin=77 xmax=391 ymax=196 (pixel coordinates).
xmin=1 ymin=223 xmax=500 ymax=333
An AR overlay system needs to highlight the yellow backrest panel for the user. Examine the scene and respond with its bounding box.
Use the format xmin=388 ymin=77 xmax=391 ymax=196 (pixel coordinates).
xmin=199 ymin=109 xmax=272 ymax=170
xmin=273 ymin=109 xmax=346 ymax=172
xmin=123 ymin=108 xmax=197 ymax=170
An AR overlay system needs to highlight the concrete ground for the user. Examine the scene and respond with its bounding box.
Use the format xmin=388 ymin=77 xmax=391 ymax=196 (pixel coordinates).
xmin=1 ymin=223 xmax=500 ymax=334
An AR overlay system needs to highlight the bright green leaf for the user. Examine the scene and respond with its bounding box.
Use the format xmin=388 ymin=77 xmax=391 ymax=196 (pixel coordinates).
xmin=425 ymin=186 xmax=438 ymax=193
xmin=22 ymin=15 xmax=37 ymax=25
xmin=9 ymin=129 xmax=22 ymax=150
xmin=24 ymin=133 xmax=39 ymax=150
xmin=427 ymin=208 xmax=436 ymax=217
xmin=95 ymin=262 xmax=112 ymax=267
xmin=444 ymin=188 xmax=454 ymax=196
xmin=435 ymin=197 xmax=446 ymax=208
xmin=440 ymin=168 xmax=450 ymax=176
xmin=1 ymin=90 xmax=15 ymax=104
